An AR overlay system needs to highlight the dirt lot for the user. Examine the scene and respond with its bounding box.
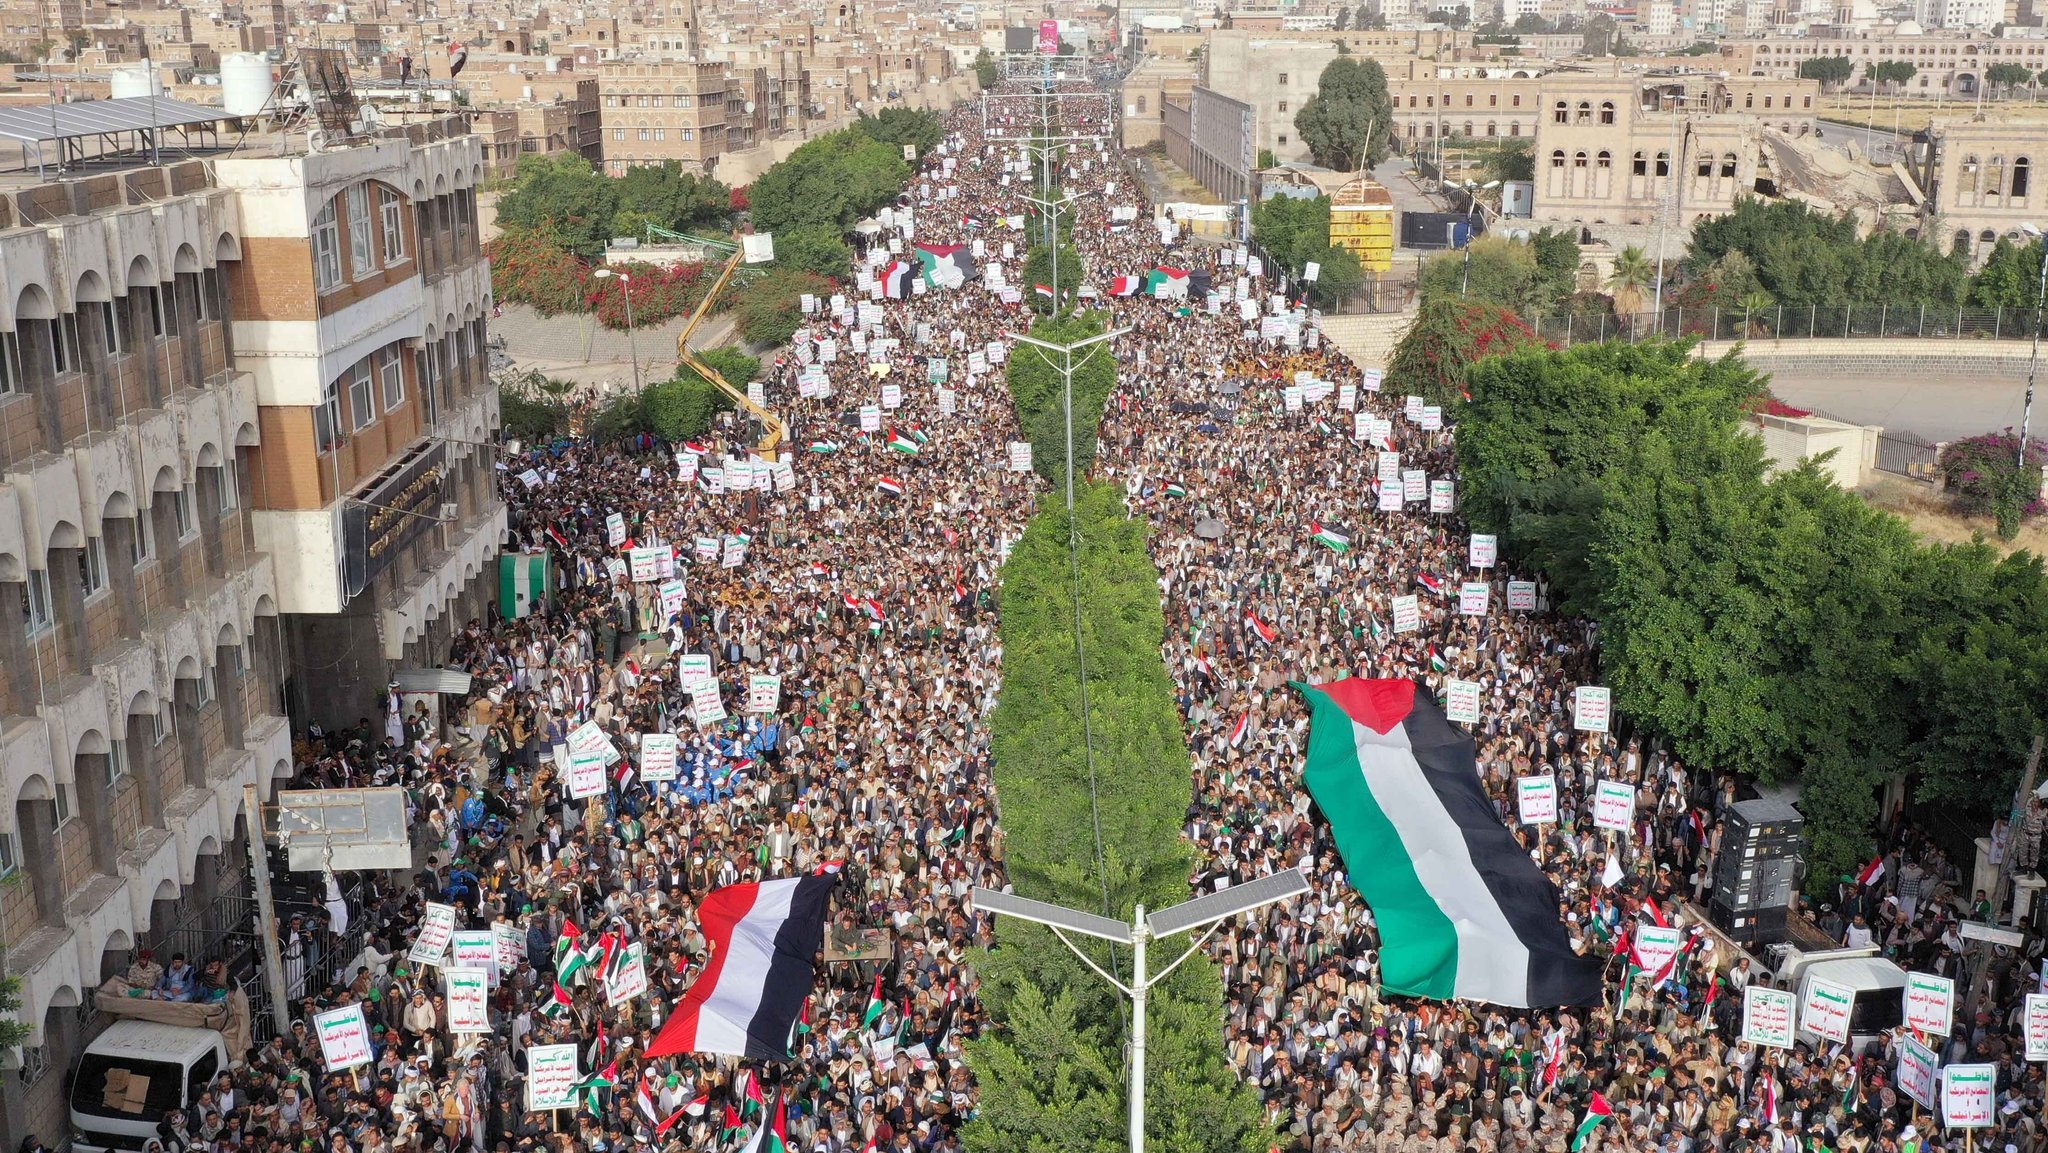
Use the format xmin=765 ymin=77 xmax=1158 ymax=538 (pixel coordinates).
xmin=1857 ymin=471 xmax=2048 ymax=556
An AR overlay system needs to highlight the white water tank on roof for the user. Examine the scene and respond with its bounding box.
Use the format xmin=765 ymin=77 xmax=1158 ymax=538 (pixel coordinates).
xmin=110 ymin=65 xmax=161 ymax=99
xmin=222 ymin=52 xmax=274 ymax=116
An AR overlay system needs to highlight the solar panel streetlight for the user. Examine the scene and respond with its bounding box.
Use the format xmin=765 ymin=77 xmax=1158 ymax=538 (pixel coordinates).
xmin=972 ymin=868 xmax=1311 ymax=1153
xmin=1006 ymin=326 xmax=1130 ymax=513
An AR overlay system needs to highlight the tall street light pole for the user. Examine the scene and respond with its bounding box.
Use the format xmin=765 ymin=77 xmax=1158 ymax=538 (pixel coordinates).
xmin=974 ymin=870 xmax=1310 ymax=1153
xmin=593 ymin=267 xmax=641 ymax=394
xmin=1009 ymin=326 xmax=1130 ymax=511
xmin=2016 ymin=222 xmax=2046 ymax=466
xmin=1018 ymin=186 xmax=1101 ymax=312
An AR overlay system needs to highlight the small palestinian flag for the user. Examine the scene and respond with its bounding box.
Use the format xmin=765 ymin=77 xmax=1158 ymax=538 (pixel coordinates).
xmin=907 ymin=425 xmax=931 ymax=445
xmin=807 ymin=440 xmax=842 ymax=454
xmin=876 ymin=477 xmax=904 ymax=497
xmin=1228 ymin=713 xmax=1249 ymax=749
xmin=1163 ymin=481 xmax=1187 ymax=498
xmin=741 ymin=1069 xmax=766 ymax=1117
xmin=862 ymin=972 xmax=888 ymax=1029
xmin=1244 ymin=613 xmax=1277 ymax=645
xmin=1033 ymin=283 xmax=1054 ymax=300
xmin=541 ymin=981 xmax=574 ymax=1020
xmin=1108 ymin=275 xmax=1141 ymax=297
xmin=1310 ymin=521 xmax=1351 ymax=554
xmin=1314 ymin=417 xmax=1335 ymax=436
xmin=721 ymin=1104 xmax=746 ymax=1141
xmin=1572 ymin=1094 xmax=1614 ymax=1152
xmin=741 ymin=1090 xmax=788 ymax=1153
xmin=1429 ymin=646 xmax=1447 ymax=673
xmin=1417 ymin=572 xmax=1445 ymax=595
xmin=886 ymin=430 xmax=921 ymax=455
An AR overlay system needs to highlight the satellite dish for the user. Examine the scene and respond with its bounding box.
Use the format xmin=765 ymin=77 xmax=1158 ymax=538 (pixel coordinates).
xmin=745 ymin=100 xmax=756 ymax=113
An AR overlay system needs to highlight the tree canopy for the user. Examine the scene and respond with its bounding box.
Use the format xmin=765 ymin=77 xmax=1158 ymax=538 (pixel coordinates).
xmin=1683 ymin=198 xmax=1970 ymax=307
xmin=495 ymin=153 xmax=730 ymax=253
xmin=744 ymin=127 xmax=913 ymax=235
xmin=1249 ymin=195 xmax=1366 ymax=308
xmin=1292 ymin=57 xmax=1393 ymax=172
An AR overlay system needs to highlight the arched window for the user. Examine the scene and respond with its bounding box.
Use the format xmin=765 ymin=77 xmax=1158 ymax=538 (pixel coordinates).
xmin=1655 ymin=150 xmax=1671 ymax=176
xmin=1553 ymin=100 xmax=1569 ymax=123
xmin=1597 ymin=150 xmax=1613 ymax=169
xmin=1486 ymin=121 xmax=1497 ymax=137
xmin=1987 ymin=155 xmax=2006 ymax=196
xmin=1982 ymin=229 xmax=1999 ymax=243
xmin=1575 ymin=100 xmax=1592 ymax=123
xmin=1721 ymin=152 xmax=1737 ymax=178
xmin=1954 ymin=229 xmax=1972 ymax=255
xmin=1599 ymin=101 xmax=1616 ymax=124
xmin=1551 ymin=150 xmax=1567 ymax=168
xmin=1632 ymin=150 xmax=1647 ymax=176
xmin=2014 ymin=156 xmax=2032 ymax=199
xmin=1508 ymin=123 xmax=1519 ymax=137
xmin=1463 ymin=122 xmax=1474 ymax=137
xmin=1574 ymin=151 xmax=1588 ymax=168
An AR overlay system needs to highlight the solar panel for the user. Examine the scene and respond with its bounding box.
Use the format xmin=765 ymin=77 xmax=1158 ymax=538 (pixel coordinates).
xmin=0 ymin=96 xmax=230 ymax=145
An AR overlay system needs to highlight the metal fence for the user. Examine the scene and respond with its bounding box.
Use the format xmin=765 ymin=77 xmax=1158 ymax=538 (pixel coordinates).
xmin=1875 ymin=431 xmax=1942 ymax=481
xmin=1524 ymin=305 xmax=2048 ymax=347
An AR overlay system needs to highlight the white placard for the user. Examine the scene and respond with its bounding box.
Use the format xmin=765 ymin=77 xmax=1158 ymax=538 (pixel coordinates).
xmin=658 ymin=579 xmax=687 ymax=624
xmin=493 ymin=921 xmax=526 ymax=971
xmin=1402 ymin=470 xmax=1425 ymax=502
xmin=1574 ymin=685 xmax=1612 ymax=733
xmin=1801 ymin=977 xmax=1855 ymax=1044
xmin=1905 ymin=972 xmax=1955 ymax=1037
xmin=721 ymin=535 xmax=747 ymax=569
xmin=1507 ymin=580 xmax=1537 ymax=611
xmin=451 ymin=929 xmax=497 ymax=980
xmin=527 ymin=1044 xmax=581 ymax=1111
xmin=860 ymin=405 xmax=882 ymax=432
xmin=605 ymin=512 xmax=627 ymax=547
xmin=1338 ymin=383 xmax=1357 ymax=411
xmin=1443 ymin=679 xmax=1481 ymax=723
xmin=1404 ymin=395 xmax=1424 ymax=421
xmin=638 ymin=733 xmax=679 ymax=782
xmin=747 ymin=675 xmax=782 ymax=714
xmin=565 ymin=750 xmax=607 ymax=799
xmin=1470 ymin=534 xmax=1499 ymax=568
xmin=1632 ymin=926 xmax=1683 ymax=977
xmin=604 ymin=942 xmax=649 ymax=1005
xmin=678 ymin=654 xmax=714 ymax=697
xmin=445 ymin=967 xmax=490 ymax=1033
xmin=881 ymin=383 xmax=903 ymax=410
xmin=1429 ymin=480 xmax=1455 ymax=514
xmin=2025 ymin=994 xmax=2048 ymax=1062
xmin=567 ymin=720 xmax=620 ymax=766
xmin=409 ymin=902 xmax=457 ymax=966
xmin=627 ymin=546 xmax=662 ymax=583
xmin=1742 ymin=986 xmax=1798 ymax=1049
xmin=1377 ymin=452 xmax=1401 ymax=483
xmin=1363 ymin=368 xmax=1384 ymax=392
xmin=1592 ymin=778 xmax=1634 ymax=831
xmin=1942 ymin=1064 xmax=1997 ymax=1128
xmin=314 ymin=1003 xmax=373 ymax=1071
xmin=1009 ymin=441 xmax=1034 ymax=472
xmin=1421 ymin=405 xmax=1442 ymax=431
xmin=694 ymin=536 xmax=719 ymax=564
xmin=692 ymin=692 xmax=728 ymax=726
xmin=1458 ymin=581 xmax=1490 ymax=616
xmin=1517 ymin=774 xmax=1558 ymax=824
xmin=1391 ymin=594 xmax=1420 ymax=633
xmin=1900 ymin=1035 xmax=1940 ymax=1107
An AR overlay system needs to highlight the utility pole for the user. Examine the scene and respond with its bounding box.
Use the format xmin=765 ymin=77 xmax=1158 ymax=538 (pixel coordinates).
xmin=245 ymin=783 xmax=292 ymax=1036
xmin=1962 ymin=735 xmax=2042 ymax=1024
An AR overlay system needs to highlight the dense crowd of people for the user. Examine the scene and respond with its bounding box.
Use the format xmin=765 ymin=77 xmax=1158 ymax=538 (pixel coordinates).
xmin=128 ymin=82 xmax=2048 ymax=1153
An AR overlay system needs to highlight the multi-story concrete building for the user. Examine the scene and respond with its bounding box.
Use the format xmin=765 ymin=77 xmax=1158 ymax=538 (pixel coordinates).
xmin=597 ymin=59 xmax=732 ymax=175
xmin=1721 ymin=29 xmax=2048 ymax=95
xmin=1920 ymin=119 xmax=2043 ymax=262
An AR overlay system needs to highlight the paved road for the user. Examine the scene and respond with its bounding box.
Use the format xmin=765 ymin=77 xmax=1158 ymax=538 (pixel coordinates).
xmin=1766 ymin=368 xmax=2035 ymax=443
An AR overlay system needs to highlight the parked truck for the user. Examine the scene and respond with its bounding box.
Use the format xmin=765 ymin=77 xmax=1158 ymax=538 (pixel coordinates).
xmin=70 ymin=977 xmax=251 ymax=1153
xmin=1767 ymin=943 xmax=1909 ymax=1055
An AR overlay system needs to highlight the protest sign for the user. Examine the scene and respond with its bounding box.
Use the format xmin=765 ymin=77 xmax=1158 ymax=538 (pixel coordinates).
xmin=1905 ymin=972 xmax=1955 ymax=1037
xmin=1391 ymin=594 xmax=1420 ymax=633
xmin=1444 ymin=679 xmax=1482 ymax=723
xmin=409 ymin=902 xmax=457 ymax=966
xmin=1574 ymin=685 xmax=1612 ymax=733
xmin=1517 ymin=775 xmax=1558 ymax=824
xmin=1899 ymin=1035 xmax=1939 ymax=1107
xmin=1458 ymin=581 xmax=1490 ymax=616
xmin=445 ymin=967 xmax=490 ymax=1033
xmin=1470 ymin=534 xmax=1499 ymax=568
xmin=1507 ymin=581 xmax=1538 ymax=611
xmin=1801 ymin=977 xmax=1854 ymax=1044
xmin=315 ymin=1003 xmax=373 ymax=1071
xmin=747 ymin=675 xmax=782 ymax=714
xmin=1742 ymin=986 xmax=1797 ymax=1048
xmin=527 ymin=1045 xmax=580 ymax=1111
xmin=1942 ymin=1064 xmax=1996 ymax=1128
xmin=638 ymin=733 xmax=679 ymax=782
xmin=1592 ymin=779 xmax=1634 ymax=832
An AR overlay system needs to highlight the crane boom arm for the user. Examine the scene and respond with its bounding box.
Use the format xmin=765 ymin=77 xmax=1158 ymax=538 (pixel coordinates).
xmin=675 ymin=240 xmax=788 ymax=455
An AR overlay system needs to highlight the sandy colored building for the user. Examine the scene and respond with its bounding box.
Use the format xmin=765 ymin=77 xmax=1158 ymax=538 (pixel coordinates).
xmin=1920 ymin=119 xmax=2044 ymax=262
xmin=597 ymin=59 xmax=732 ymax=175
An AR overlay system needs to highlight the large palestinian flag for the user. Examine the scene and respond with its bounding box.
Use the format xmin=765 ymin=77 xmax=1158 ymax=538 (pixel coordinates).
xmin=914 ymin=243 xmax=976 ymax=290
xmin=644 ymin=876 xmax=837 ymax=1059
xmin=1294 ymin=677 xmax=1602 ymax=1007
xmin=1145 ymin=267 xmax=1190 ymax=299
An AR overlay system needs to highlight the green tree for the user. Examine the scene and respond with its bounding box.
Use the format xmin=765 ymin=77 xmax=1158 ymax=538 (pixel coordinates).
xmin=494 ymin=152 xmax=622 ymax=253
xmin=1870 ymin=59 xmax=1917 ymax=89
xmin=1333 ymin=6 xmax=1352 ymax=28
xmin=1606 ymin=244 xmax=1654 ymax=314
xmin=1292 ymin=57 xmax=1394 ymax=173
xmin=767 ymin=224 xmax=854 ymax=279
xmin=1251 ymin=194 xmax=1331 ymax=270
xmin=641 ymin=347 xmax=761 ymax=443
xmin=1478 ymin=139 xmax=1534 ymax=184
xmin=855 ymin=107 xmax=944 ymax=153
xmin=0 ymin=974 xmax=32 ymax=1050
xmin=1529 ymin=226 xmax=1580 ymax=306
xmin=1797 ymin=56 xmax=1856 ymax=88
xmin=1004 ymin=313 xmax=1118 ymax=483
xmin=1969 ymin=236 xmax=2048 ymax=309
xmin=1257 ymin=148 xmax=1278 ymax=170
xmin=1986 ymin=62 xmax=2034 ymax=92
xmin=1581 ymin=13 xmax=1618 ymax=55
xmin=1304 ymin=243 xmax=1365 ymax=309
xmin=729 ymin=267 xmax=835 ymax=346
xmin=746 ymin=128 xmax=912 ymax=235
xmin=611 ymin=162 xmax=730 ymax=238
xmin=1418 ymin=235 xmax=1542 ymax=310
xmin=974 ymin=47 xmax=1000 ymax=87
xmin=1383 ymin=295 xmax=1537 ymax=407
xmin=1021 ymin=245 xmax=1086 ymax=315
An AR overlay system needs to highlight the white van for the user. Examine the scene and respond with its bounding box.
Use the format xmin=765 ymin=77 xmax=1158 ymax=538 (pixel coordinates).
xmin=69 ymin=1021 xmax=230 ymax=1153
xmin=1792 ymin=955 xmax=1909 ymax=1056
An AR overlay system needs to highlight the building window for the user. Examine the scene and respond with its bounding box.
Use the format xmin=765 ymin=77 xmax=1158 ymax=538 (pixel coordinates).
xmin=1277 ymin=101 xmax=1288 ymax=113
xmin=1597 ymin=151 xmax=1612 ymax=169
xmin=53 ymin=782 xmax=73 ymax=829
xmin=197 ymin=664 xmax=216 ymax=707
xmin=1277 ymin=134 xmax=1288 ymax=146
xmin=1277 ymin=73 xmax=1288 ymax=85
xmin=348 ymin=184 xmax=374 ymax=278
xmin=1575 ymin=151 xmax=1589 ymax=168
xmin=380 ymin=347 xmax=405 ymax=410
xmin=1553 ymin=100 xmax=1568 ymax=124
xmin=682 ymin=129 xmax=695 ymax=141
xmin=613 ymin=128 xmax=626 ymax=141
xmin=1721 ymin=153 xmax=1737 ymax=178
xmin=1633 ymin=151 xmax=1648 ymax=175
xmin=349 ymin=361 xmax=375 ymax=430
xmin=1551 ymin=150 xmax=1566 ymax=169
xmin=131 ymin=510 xmax=153 ymax=566
xmin=52 ymin=314 xmax=77 ymax=374
xmin=316 ymin=376 xmax=342 ymax=450
xmin=0 ymin=329 xmax=18 ymax=395
xmin=1512 ymin=94 xmax=1522 ymax=107
xmin=153 ymin=705 xmax=169 ymax=746
xmin=313 ymin=200 xmax=343 ymax=291
xmin=217 ymin=461 xmax=238 ymax=513
xmin=2015 ymin=157 xmax=2032 ymax=199
xmin=22 ymin=569 xmax=53 ymax=636
xmin=0 ymin=830 xmax=16 ymax=880
xmin=174 ymin=483 xmax=196 ymax=539
xmin=379 ymin=187 xmax=407 ymax=265
xmin=106 ymin=739 xmax=129 ymax=787
xmin=1655 ymin=150 xmax=1671 ymax=176
xmin=638 ymin=128 xmax=651 ymax=140
xmin=1599 ymin=101 xmax=1616 ymax=124
xmin=81 ymin=535 xmax=107 ymax=599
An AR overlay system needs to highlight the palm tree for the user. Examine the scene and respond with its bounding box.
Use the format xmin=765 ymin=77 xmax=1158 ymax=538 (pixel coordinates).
xmin=1607 ymin=245 xmax=1654 ymax=318
xmin=1737 ymin=290 xmax=1774 ymax=337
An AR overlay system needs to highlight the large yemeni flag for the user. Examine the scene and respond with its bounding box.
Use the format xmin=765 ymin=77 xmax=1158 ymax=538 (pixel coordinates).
xmin=1108 ymin=275 xmax=1142 ymax=297
xmin=1145 ymin=267 xmax=1190 ymax=299
xmin=880 ymin=261 xmax=916 ymax=300
xmin=644 ymin=876 xmax=837 ymax=1060
xmin=914 ymin=243 xmax=976 ymax=290
xmin=1294 ymin=678 xmax=1603 ymax=1007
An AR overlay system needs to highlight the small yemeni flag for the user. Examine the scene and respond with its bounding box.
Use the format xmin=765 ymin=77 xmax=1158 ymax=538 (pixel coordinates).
xmin=1244 ymin=613 xmax=1277 ymax=645
xmin=1702 ymin=973 xmax=1723 ymax=1011
xmin=862 ymin=972 xmax=887 ymax=1029
xmin=1163 ymin=481 xmax=1187 ymax=498
xmin=1857 ymin=855 xmax=1885 ymax=887
xmin=1228 ymin=713 xmax=1250 ymax=749
xmin=1417 ymin=572 xmax=1445 ymax=595
xmin=814 ymin=859 xmax=844 ymax=875
xmin=682 ymin=441 xmax=711 ymax=456
xmin=1542 ymin=1030 xmax=1566 ymax=1087
xmin=545 ymin=525 xmax=571 ymax=551
xmin=881 ymin=260 xmax=915 ymax=299
xmin=740 ymin=1090 xmax=788 ymax=1153
xmin=541 ymin=981 xmax=574 ymax=1020
xmin=636 ymin=1079 xmax=661 ymax=1123
xmin=1108 ymin=275 xmax=1141 ymax=297
xmin=643 ymin=876 xmax=839 ymax=1060
xmin=807 ymin=440 xmax=842 ymax=454
xmin=1033 ymin=283 xmax=1054 ymax=300
xmin=876 ymin=477 xmax=904 ymax=497
xmin=1295 ymin=678 xmax=1604 ymax=1006
xmin=655 ymin=1103 xmax=691 ymax=1137
xmin=684 ymin=1093 xmax=710 ymax=1117
xmin=1429 ymin=646 xmax=1447 ymax=673
xmin=1310 ymin=521 xmax=1350 ymax=554
xmin=1642 ymin=897 xmax=1670 ymax=928
xmin=613 ymin=761 xmax=635 ymax=791
xmin=1572 ymin=1093 xmax=1613 ymax=1152
xmin=1758 ymin=1075 xmax=1779 ymax=1126
xmin=886 ymin=430 xmax=921 ymax=455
